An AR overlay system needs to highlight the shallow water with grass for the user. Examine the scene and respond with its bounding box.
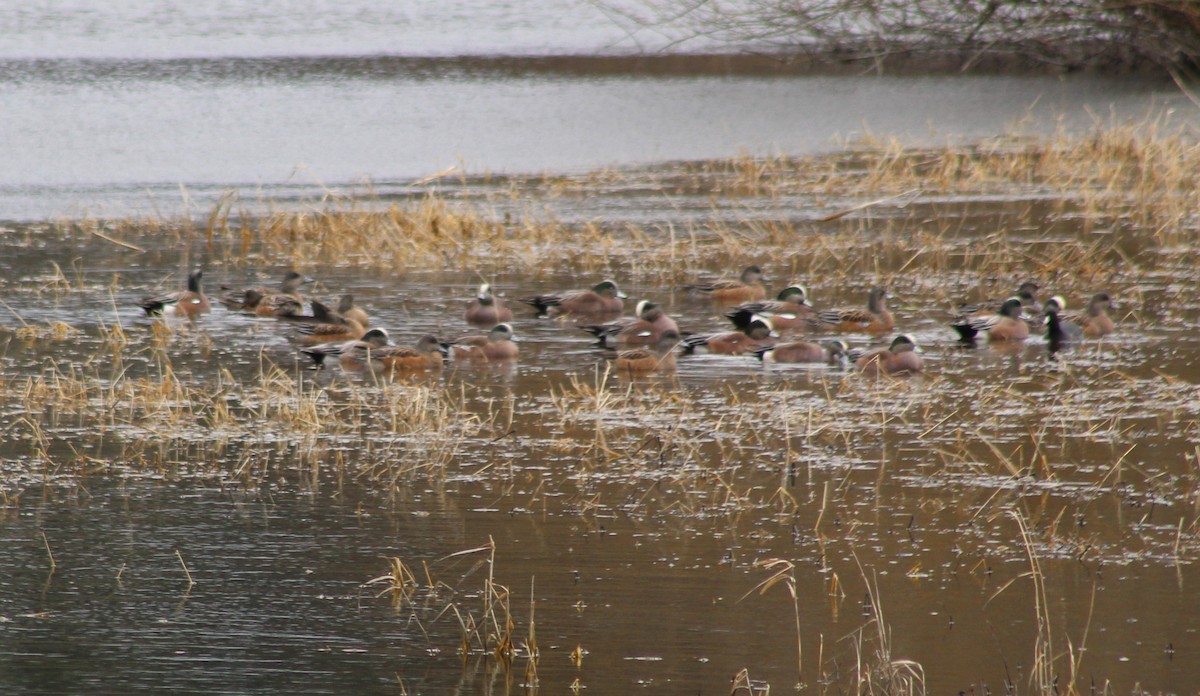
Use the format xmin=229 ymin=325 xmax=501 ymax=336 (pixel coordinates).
xmin=3 ymin=136 xmax=1200 ymax=694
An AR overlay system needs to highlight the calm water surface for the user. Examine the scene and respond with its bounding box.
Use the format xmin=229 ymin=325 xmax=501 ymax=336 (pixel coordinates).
xmin=2 ymin=2 xmax=1200 ymax=694
xmin=0 ymin=2 xmax=1190 ymax=221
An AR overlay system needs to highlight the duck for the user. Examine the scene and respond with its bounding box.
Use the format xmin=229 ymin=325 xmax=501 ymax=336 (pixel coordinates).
xmin=335 ymin=294 xmax=370 ymax=329
xmin=683 ymin=265 xmax=768 ymax=304
xmin=365 ymin=335 xmax=449 ymax=374
xmin=520 ymin=279 xmax=627 ymax=317
xmin=816 ymin=287 xmax=894 ymax=335
xmin=286 ymin=299 xmax=367 ymax=345
xmin=219 ymin=271 xmax=312 ymax=317
xmin=754 ymin=338 xmax=848 ymax=365
xmin=852 ymin=334 xmax=924 ymax=375
xmin=300 ymin=328 xmax=391 ymax=370
xmin=955 ymin=281 xmax=1043 ymax=318
xmin=450 ymin=323 xmax=520 ymax=362
xmin=464 ymin=283 xmax=514 ymax=326
xmin=952 ymin=297 xmax=1029 ymax=343
xmin=1043 ymin=304 xmax=1083 ymax=355
xmin=139 ymin=269 xmax=211 ymax=318
xmin=681 ymin=315 xmax=777 ymax=355
xmin=725 ymin=284 xmax=815 ymax=332
xmin=581 ymin=300 xmax=679 ymax=348
xmin=1043 ymin=293 xmax=1116 ymax=338
xmin=606 ymin=331 xmax=681 ymax=374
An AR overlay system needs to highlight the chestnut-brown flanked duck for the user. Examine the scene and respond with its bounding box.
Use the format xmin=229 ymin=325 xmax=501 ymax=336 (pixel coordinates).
xmin=852 ymin=334 xmax=923 ymax=375
xmin=683 ymin=265 xmax=768 ymax=304
xmin=464 ymin=283 xmax=514 ymax=326
xmin=450 ymin=323 xmax=520 ymax=362
xmin=520 ymin=279 xmax=627 ymax=317
xmin=607 ymin=331 xmax=681 ymax=374
xmin=139 ymin=269 xmax=211 ymax=319
xmin=817 ymin=287 xmax=894 ymax=335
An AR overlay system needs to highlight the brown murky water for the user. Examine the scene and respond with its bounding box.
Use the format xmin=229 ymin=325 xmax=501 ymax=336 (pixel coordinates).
xmin=2 ymin=166 xmax=1199 ymax=695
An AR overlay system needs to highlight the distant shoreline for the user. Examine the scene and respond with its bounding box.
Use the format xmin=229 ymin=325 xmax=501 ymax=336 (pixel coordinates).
xmin=0 ymin=49 xmax=1175 ymax=82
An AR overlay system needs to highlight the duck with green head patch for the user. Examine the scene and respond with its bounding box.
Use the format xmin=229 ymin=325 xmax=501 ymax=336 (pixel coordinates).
xmin=726 ymin=284 xmax=815 ymax=332
xmin=520 ymin=279 xmax=627 ymax=318
xmin=451 ymin=323 xmax=520 ymax=362
xmin=953 ymin=297 xmax=1028 ymax=343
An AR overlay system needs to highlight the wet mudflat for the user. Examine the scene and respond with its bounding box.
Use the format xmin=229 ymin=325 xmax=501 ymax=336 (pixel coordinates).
xmin=2 ymin=138 xmax=1200 ymax=694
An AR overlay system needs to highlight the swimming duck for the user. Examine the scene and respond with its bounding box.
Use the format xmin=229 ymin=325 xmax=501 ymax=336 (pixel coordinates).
xmin=755 ymin=338 xmax=848 ymax=365
xmin=581 ymin=300 xmax=679 ymax=348
xmin=450 ymin=323 xmax=520 ymax=362
xmin=607 ymin=331 xmax=681 ymax=374
xmin=952 ymin=297 xmax=1029 ymax=343
xmin=851 ymin=334 xmax=923 ymax=375
xmin=464 ymin=283 xmax=514 ymax=326
xmin=682 ymin=315 xmax=777 ymax=355
xmin=219 ymin=271 xmax=312 ymax=317
xmin=139 ymin=269 xmax=211 ymax=318
xmin=520 ymin=279 xmax=627 ymax=317
xmin=817 ymin=287 xmax=894 ymax=335
xmin=725 ymin=284 xmax=815 ymax=332
xmin=683 ymin=265 xmax=768 ymax=304
xmin=300 ymin=328 xmax=391 ymax=370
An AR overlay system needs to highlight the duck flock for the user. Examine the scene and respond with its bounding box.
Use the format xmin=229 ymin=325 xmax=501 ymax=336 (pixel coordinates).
xmin=138 ymin=266 xmax=1117 ymax=377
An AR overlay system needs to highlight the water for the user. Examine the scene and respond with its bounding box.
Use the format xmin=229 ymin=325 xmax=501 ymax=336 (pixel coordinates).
xmin=3 ymin=2 xmax=1200 ymax=694
xmin=2 ymin=210 xmax=1199 ymax=692
xmin=0 ymin=2 xmax=1190 ymax=221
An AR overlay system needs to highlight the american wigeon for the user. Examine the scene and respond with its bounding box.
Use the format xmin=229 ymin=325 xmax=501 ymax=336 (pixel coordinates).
xmin=607 ymin=331 xmax=681 ymax=374
xmin=450 ymin=323 xmax=520 ymax=361
xmin=953 ymin=297 xmax=1029 ymax=342
xmin=682 ymin=315 xmax=776 ymax=355
xmin=219 ymin=271 xmax=312 ymax=317
xmin=520 ymin=279 xmax=627 ymax=317
xmin=300 ymin=328 xmax=391 ymax=370
xmin=288 ymin=299 xmax=367 ymax=345
xmin=336 ymin=294 xmax=370 ymax=329
xmin=1044 ymin=293 xmax=1116 ymax=338
xmin=725 ymin=285 xmax=815 ymax=331
xmin=956 ymin=281 xmax=1043 ymax=317
xmin=366 ymin=335 xmax=448 ymax=373
xmin=139 ymin=269 xmax=211 ymax=318
xmin=853 ymin=334 xmax=923 ymax=375
xmin=581 ymin=300 xmax=680 ymax=348
xmin=952 ymin=282 xmax=1042 ymax=341
xmin=683 ymin=265 xmax=768 ymax=304
xmin=817 ymin=287 xmax=894 ymax=334
xmin=755 ymin=338 xmax=848 ymax=365
xmin=464 ymin=283 xmax=514 ymax=326
xmin=1043 ymin=305 xmax=1082 ymax=354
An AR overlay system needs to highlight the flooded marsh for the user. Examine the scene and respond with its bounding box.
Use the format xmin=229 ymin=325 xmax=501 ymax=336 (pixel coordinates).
xmin=3 ymin=129 xmax=1200 ymax=694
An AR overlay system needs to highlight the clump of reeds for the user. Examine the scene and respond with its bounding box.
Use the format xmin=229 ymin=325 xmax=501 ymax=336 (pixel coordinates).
xmin=366 ymin=537 xmax=540 ymax=682
xmin=70 ymin=120 xmax=1184 ymax=288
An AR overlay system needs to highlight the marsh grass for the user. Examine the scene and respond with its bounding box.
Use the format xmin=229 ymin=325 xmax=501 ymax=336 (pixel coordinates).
xmin=7 ymin=122 xmax=1200 ymax=690
xmin=367 ymin=537 xmax=539 ymax=682
xmin=0 ymin=348 xmax=480 ymax=496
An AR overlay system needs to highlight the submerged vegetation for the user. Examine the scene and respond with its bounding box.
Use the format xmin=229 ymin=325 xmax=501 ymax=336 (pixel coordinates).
xmin=5 ymin=123 xmax=1200 ymax=693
